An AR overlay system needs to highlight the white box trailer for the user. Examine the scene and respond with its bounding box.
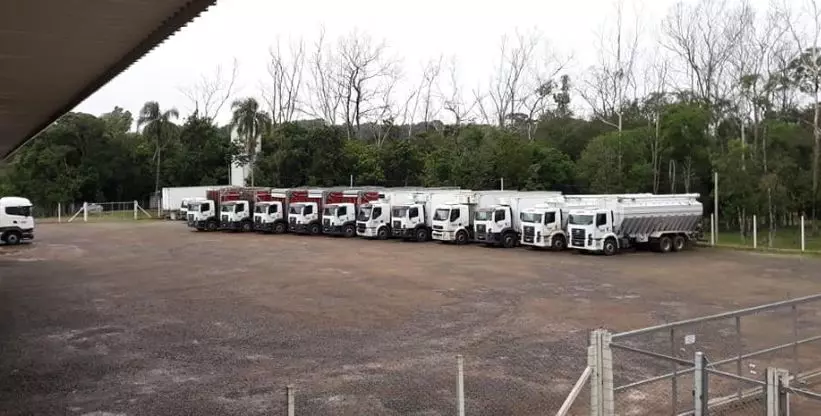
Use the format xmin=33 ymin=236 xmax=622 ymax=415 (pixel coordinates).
xmin=391 ymin=189 xmax=474 ymax=241
xmin=162 ymin=186 xmax=230 ymax=219
xmin=519 ymin=194 xmax=653 ymax=250
xmin=431 ymin=190 xmax=534 ymax=245
xmin=567 ymin=194 xmax=703 ymax=255
xmin=472 ymin=191 xmax=562 ymax=247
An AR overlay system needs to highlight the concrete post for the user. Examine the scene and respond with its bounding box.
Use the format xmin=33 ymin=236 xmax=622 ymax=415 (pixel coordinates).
xmin=134 ymin=200 xmax=138 ymax=220
xmin=58 ymin=202 xmax=62 ymax=223
xmin=286 ymin=385 xmax=294 ymax=416
xmin=83 ymin=202 xmax=88 ymax=222
xmin=589 ymin=329 xmax=614 ymax=416
xmin=801 ymin=216 xmax=805 ymax=252
xmin=710 ymin=214 xmax=715 ymax=246
xmin=753 ymin=215 xmax=757 ymax=249
xmin=694 ymin=351 xmax=707 ymax=416
xmin=766 ymin=368 xmax=790 ymax=416
xmin=457 ymin=355 xmax=465 ymax=416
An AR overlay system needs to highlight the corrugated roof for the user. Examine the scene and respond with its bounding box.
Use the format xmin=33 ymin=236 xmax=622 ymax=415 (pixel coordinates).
xmin=0 ymin=0 xmax=218 ymax=158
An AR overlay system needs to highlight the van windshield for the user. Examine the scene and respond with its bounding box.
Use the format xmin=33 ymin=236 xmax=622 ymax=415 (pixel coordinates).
xmin=475 ymin=209 xmax=492 ymax=221
xmin=568 ymin=214 xmax=594 ymax=225
xmin=521 ymin=212 xmax=543 ymax=223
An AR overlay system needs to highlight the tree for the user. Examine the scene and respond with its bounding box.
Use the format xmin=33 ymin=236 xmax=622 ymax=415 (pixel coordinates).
xmin=179 ymin=59 xmax=238 ymax=122
xmin=263 ymin=38 xmax=305 ymax=125
xmin=230 ymin=97 xmax=271 ymax=186
xmin=137 ymin=101 xmax=179 ymax=198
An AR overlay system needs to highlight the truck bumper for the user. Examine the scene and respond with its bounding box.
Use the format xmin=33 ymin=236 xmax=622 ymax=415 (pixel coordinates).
xmin=475 ymin=232 xmax=501 ymax=244
xmin=254 ymin=222 xmax=274 ymax=232
xmin=391 ymin=228 xmax=414 ymax=238
xmin=521 ymin=234 xmax=550 ymax=247
xmin=357 ymin=226 xmax=377 ymax=237
xmin=220 ymin=221 xmax=242 ymax=231
xmin=323 ymin=225 xmax=344 ymax=235
xmin=289 ymin=223 xmax=309 ymax=233
xmin=432 ymin=230 xmax=454 ymax=241
xmin=21 ymin=229 xmax=34 ymax=240
xmin=194 ymin=220 xmax=209 ymax=230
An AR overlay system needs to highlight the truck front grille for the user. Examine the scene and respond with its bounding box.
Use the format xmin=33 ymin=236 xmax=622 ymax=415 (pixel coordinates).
xmin=254 ymin=216 xmax=261 ymax=223
xmin=221 ymin=215 xmax=229 ymax=222
xmin=290 ymin=217 xmax=296 ymax=224
xmin=433 ymin=224 xmax=443 ymax=230
xmin=523 ymin=226 xmax=534 ymax=236
xmin=571 ymin=228 xmax=586 ymax=246
xmin=476 ymin=224 xmax=486 ymax=234
xmin=357 ymin=223 xmax=365 ymax=233
xmin=324 ymin=218 xmax=331 ymax=227
xmin=393 ymin=221 xmax=401 ymax=229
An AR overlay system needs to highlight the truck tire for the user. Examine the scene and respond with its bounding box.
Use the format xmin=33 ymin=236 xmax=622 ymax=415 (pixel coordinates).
xmin=551 ymin=235 xmax=566 ymax=252
xmin=4 ymin=231 xmax=21 ymax=246
xmin=415 ymin=228 xmax=429 ymax=242
xmin=344 ymin=224 xmax=356 ymax=238
xmin=672 ymin=235 xmax=686 ymax=251
xmin=455 ymin=230 xmax=469 ymax=245
xmin=603 ymin=237 xmax=618 ymax=256
xmin=207 ymin=221 xmax=218 ymax=231
xmin=659 ymin=235 xmax=673 ymax=253
xmin=501 ymin=232 xmax=516 ymax=248
xmin=377 ymin=226 xmax=389 ymax=240
xmin=309 ymin=223 xmax=321 ymax=235
xmin=274 ymin=222 xmax=286 ymax=234
xmin=241 ymin=222 xmax=252 ymax=232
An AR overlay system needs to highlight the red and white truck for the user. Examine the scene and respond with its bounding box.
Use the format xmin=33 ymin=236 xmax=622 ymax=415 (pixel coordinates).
xmin=287 ymin=189 xmax=343 ymax=235
xmin=322 ymin=189 xmax=382 ymax=237
xmin=187 ymin=187 xmax=242 ymax=231
xmin=219 ymin=188 xmax=272 ymax=232
xmin=252 ymin=188 xmax=308 ymax=234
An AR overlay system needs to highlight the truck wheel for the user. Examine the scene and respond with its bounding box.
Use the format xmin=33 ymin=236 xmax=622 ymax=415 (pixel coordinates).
xmin=659 ymin=236 xmax=673 ymax=253
xmin=415 ymin=228 xmax=429 ymax=242
xmin=672 ymin=235 xmax=686 ymax=252
xmin=377 ymin=227 xmax=389 ymax=240
xmin=455 ymin=230 xmax=469 ymax=245
xmin=344 ymin=224 xmax=356 ymax=238
xmin=207 ymin=221 xmax=218 ymax=231
xmin=502 ymin=232 xmax=516 ymax=248
xmin=274 ymin=222 xmax=286 ymax=234
xmin=4 ymin=232 xmax=21 ymax=246
xmin=241 ymin=222 xmax=252 ymax=232
xmin=309 ymin=223 xmax=321 ymax=235
xmin=603 ymin=238 xmax=618 ymax=256
xmin=551 ymin=235 xmax=566 ymax=252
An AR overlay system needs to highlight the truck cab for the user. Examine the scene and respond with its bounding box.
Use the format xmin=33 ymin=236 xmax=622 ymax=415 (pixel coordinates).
xmin=253 ymin=201 xmax=285 ymax=233
xmin=567 ymin=209 xmax=612 ymax=253
xmin=519 ymin=206 xmax=564 ymax=250
xmin=322 ymin=203 xmax=356 ymax=237
xmin=0 ymin=196 xmax=34 ymax=245
xmin=288 ymin=201 xmax=320 ymax=234
xmin=431 ymin=202 xmax=473 ymax=245
xmin=391 ymin=202 xmax=427 ymax=241
xmin=220 ymin=200 xmax=253 ymax=232
xmin=187 ymin=199 xmax=218 ymax=231
xmin=357 ymin=203 xmax=388 ymax=238
xmin=473 ymin=205 xmax=517 ymax=248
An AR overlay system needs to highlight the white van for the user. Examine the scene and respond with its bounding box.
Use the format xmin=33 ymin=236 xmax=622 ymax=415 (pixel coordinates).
xmin=0 ymin=196 xmax=35 ymax=245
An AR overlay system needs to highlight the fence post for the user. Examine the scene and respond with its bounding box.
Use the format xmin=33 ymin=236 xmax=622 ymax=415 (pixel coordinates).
xmin=766 ymin=368 xmax=790 ymax=416
xmin=589 ymin=329 xmax=614 ymax=416
xmin=83 ymin=202 xmax=88 ymax=222
xmin=286 ymin=384 xmax=294 ymax=416
xmin=710 ymin=214 xmax=715 ymax=246
xmin=457 ymin=355 xmax=465 ymax=416
xmin=800 ymin=216 xmax=805 ymax=252
xmin=58 ymin=203 xmax=62 ymax=223
xmin=694 ymin=351 xmax=707 ymax=416
xmin=753 ymin=215 xmax=757 ymax=249
xmin=134 ymin=200 xmax=138 ymax=220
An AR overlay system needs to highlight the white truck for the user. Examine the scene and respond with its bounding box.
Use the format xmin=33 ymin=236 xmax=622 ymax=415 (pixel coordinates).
xmin=519 ymin=194 xmax=653 ymax=251
xmin=356 ymin=190 xmax=415 ymax=239
xmin=431 ymin=190 xmax=526 ymax=245
xmin=162 ymin=185 xmax=228 ymax=219
xmin=253 ymin=188 xmax=300 ymax=234
xmin=0 ymin=196 xmax=35 ymax=245
xmin=470 ymin=191 xmax=563 ymax=248
xmin=391 ymin=189 xmax=474 ymax=242
xmin=567 ymin=194 xmax=703 ymax=256
xmin=180 ymin=197 xmax=206 ymax=220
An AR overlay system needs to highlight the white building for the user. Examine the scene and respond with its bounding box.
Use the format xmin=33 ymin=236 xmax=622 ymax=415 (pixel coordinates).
xmin=229 ymin=126 xmax=261 ymax=187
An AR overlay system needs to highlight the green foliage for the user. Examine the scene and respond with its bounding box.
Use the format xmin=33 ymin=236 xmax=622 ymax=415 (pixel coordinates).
xmin=577 ymin=128 xmax=653 ymax=193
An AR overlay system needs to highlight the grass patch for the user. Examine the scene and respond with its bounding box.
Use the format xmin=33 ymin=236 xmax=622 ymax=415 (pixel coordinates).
xmin=702 ymin=225 xmax=821 ymax=253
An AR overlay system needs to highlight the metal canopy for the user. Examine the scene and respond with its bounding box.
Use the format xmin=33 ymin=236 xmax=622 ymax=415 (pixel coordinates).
xmin=0 ymin=0 xmax=217 ymax=158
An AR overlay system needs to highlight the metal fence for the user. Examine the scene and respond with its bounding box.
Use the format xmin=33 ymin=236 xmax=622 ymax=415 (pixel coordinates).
xmin=32 ymin=201 xmax=153 ymax=223
xmin=558 ymin=294 xmax=821 ymax=416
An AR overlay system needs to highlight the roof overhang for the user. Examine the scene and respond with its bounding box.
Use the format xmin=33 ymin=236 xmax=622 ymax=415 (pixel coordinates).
xmin=0 ymin=0 xmax=218 ymax=159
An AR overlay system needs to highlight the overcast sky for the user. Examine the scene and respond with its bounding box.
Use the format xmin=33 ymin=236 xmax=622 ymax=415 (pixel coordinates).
xmin=74 ymin=0 xmax=774 ymax=126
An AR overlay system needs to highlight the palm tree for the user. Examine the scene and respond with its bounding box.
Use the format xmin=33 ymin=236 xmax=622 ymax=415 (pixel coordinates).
xmin=230 ymin=98 xmax=271 ymax=186
xmin=137 ymin=101 xmax=179 ymax=199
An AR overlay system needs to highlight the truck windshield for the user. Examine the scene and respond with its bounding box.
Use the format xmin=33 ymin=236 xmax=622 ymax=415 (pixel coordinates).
xmin=268 ymin=205 xmax=278 ymax=214
xmin=323 ymin=207 xmax=333 ymax=216
xmin=568 ymin=214 xmax=594 ymax=225
xmin=433 ymin=208 xmax=450 ymax=221
xmin=392 ymin=207 xmax=408 ymax=218
xmin=475 ymin=209 xmax=492 ymax=221
xmin=521 ymin=212 xmax=543 ymax=223
xmin=221 ymin=204 xmax=233 ymax=212
xmin=254 ymin=205 xmax=265 ymax=213
xmin=234 ymin=204 xmax=244 ymax=213
xmin=289 ymin=204 xmax=303 ymax=215
xmin=358 ymin=206 xmax=372 ymax=221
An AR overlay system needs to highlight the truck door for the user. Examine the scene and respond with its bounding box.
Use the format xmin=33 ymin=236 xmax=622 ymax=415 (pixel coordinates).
xmin=449 ymin=207 xmax=462 ymax=227
xmin=409 ymin=206 xmax=421 ymax=227
xmin=595 ymin=211 xmax=611 ymax=234
xmin=494 ymin=208 xmax=508 ymax=231
xmin=545 ymin=210 xmax=557 ymax=231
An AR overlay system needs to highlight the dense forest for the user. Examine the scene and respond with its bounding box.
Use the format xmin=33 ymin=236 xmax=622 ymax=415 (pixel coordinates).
xmin=1 ymin=0 xmax=820 ymax=242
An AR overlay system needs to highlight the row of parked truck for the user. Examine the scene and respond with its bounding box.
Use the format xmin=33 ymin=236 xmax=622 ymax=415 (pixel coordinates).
xmin=184 ymin=187 xmax=704 ymax=256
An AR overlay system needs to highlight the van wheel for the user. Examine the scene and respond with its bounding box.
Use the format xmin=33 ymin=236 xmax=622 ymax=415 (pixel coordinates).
xmin=603 ymin=238 xmax=618 ymax=256
xmin=415 ymin=228 xmax=429 ymax=242
xmin=274 ymin=222 xmax=286 ymax=234
xmin=344 ymin=224 xmax=356 ymax=238
xmin=455 ymin=230 xmax=469 ymax=245
xmin=659 ymin=236 xmax=673 ymax=253
xmin=502 ymin=232 xmax=516 ymax=248
xmin=309 ymin=223 xmax=321 ymax=235
xmin=672 ymin=235 xmax=686 ymax=252
xmin=377 ymin=227 xmax=389 ymax=240
xmin=551 ymin=235 xmax=566 ymax=252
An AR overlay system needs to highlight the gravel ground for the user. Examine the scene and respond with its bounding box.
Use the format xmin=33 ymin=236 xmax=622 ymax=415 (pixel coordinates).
xmin=2 ymin=221 xmax=821 ymax=415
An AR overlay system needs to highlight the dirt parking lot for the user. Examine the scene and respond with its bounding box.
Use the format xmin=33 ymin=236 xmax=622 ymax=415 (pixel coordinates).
xmin=2 ymin=221 xmax=821 ymax=415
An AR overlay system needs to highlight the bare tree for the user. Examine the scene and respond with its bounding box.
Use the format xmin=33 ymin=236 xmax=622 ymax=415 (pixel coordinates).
xmin=643 ymin=55 xmax=671 ymax=193
xmin=484 ymin=31 xmax=540 ymax=128
xmin=439 ymin=57 xmax=477 ymax=129
xmin=337 ymin=29 xmax=398 ymax=139
xmin=262 ymin=37 xmax=306 ymax=125
xmin=179 ymin=58 xmax=238 ymax=121
xmin=305 ymin=27 xmax=342 ymax=125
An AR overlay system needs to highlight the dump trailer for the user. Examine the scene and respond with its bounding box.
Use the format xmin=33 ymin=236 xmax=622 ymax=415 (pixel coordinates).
xmin=322 ymin=189 xmax=382 ymax=237
xmin=469 ymin=191 xmax=562 ymax=248
xmin=219 ymin=188 xmax=272 ymax=232
xmin=390 ymin=189 xmax=474 ymax=242
xmin=519 ymin=194 xmax=653 ymax=251
xmin=253 ymin=188 xmax=307 ymax=234
xmin=567 ymin=194 xmax=703 ymax=256
xmin=187 ymin=187 xmax=242 ymax=231
xmin=431 ymin=190 xmax=523 ymax=245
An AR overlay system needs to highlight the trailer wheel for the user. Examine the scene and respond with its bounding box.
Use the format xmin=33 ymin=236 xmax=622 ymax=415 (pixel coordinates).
xmin=672 ymin=235 xmax=686 ymax=252
xmin=551 ymin=235 xmax=566 ymax=252
xmin=207 ymin=221 xmax=218 ymax=231
xmin=377 ymin=227 xmax=389 ymax=240
xmin=659 ymin=236 xmax=673 ymax=253
xmin=309 ymin=223 xmax=321 ymax=235
xmin=415 ymin=228 xmax=429 ymax=242
xmin=501 ymin=232 xmax=516 ymax=248
xmin=344 ymin=224 xmax=356 ymax=238
xmin=455 ymin=230 xmax=469 ymax=245
xmin=603 ymin=237 xmax=618 ymax=256
xmin=274 ymin=222 xmax=286 ymax=234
